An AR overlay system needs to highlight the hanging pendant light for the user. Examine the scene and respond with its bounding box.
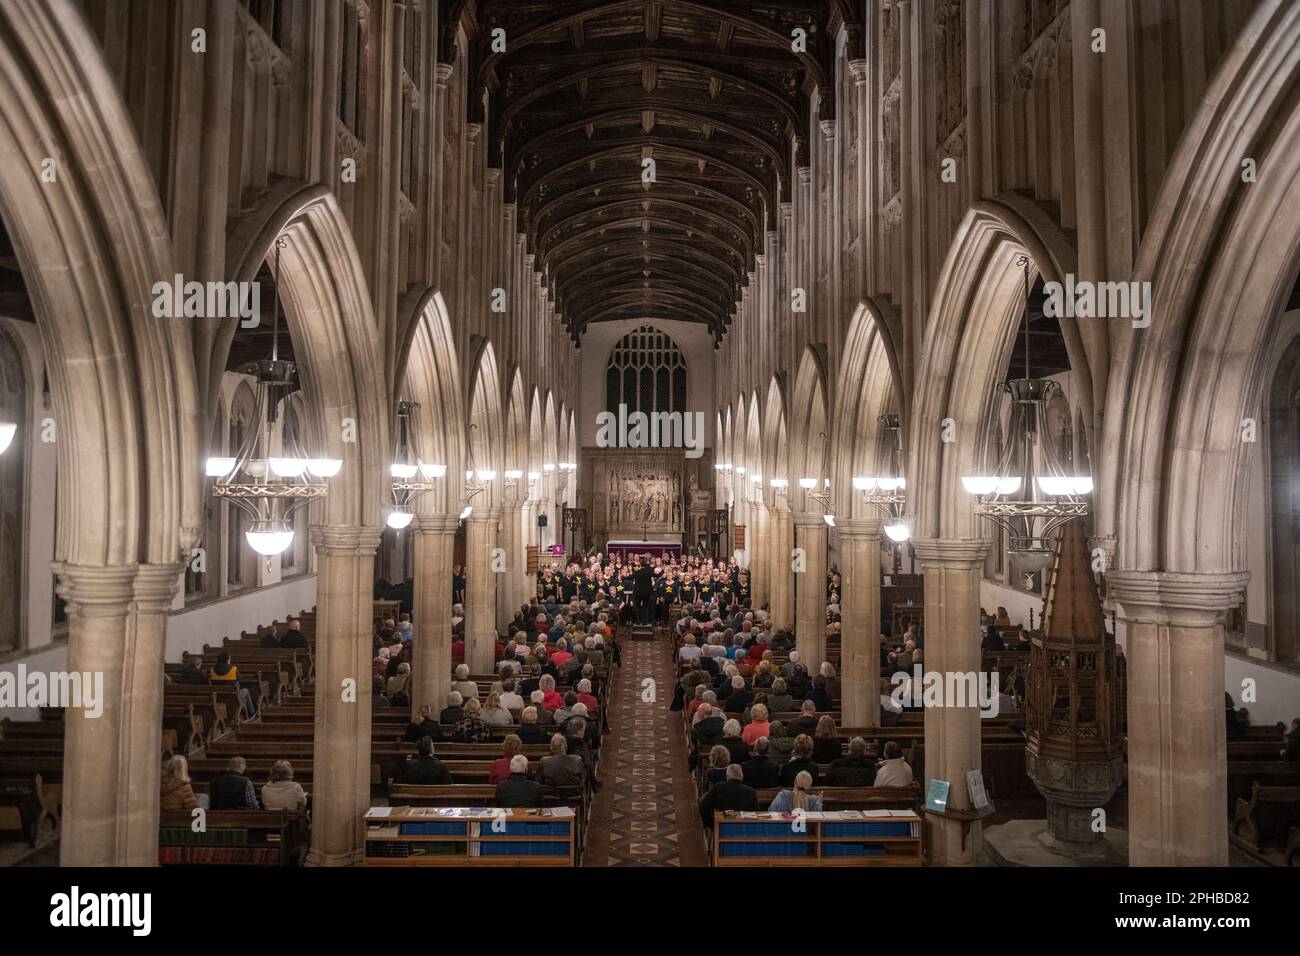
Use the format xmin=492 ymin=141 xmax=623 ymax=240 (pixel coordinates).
xmin=961 ymin=256 xmax=1090 ymax=563
xmin=208 ymin=236 xmax=341 ymax=556
xmin=855 ymin=414 xmax=911 ymax=541
xmin=387 ymin=399 xmax=444 ymax=529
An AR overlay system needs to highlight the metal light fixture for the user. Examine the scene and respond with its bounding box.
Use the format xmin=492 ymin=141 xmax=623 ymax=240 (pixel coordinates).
xmin=463 ymin=423 xmax=497 ymax=502
xmin=961 ymin=255 xmax=1090 ymax=562
xmin=386 ymin=400 xmax=444 ymax=530
xmin=208 ymin=237 xmax=341 ymax=557
xmin=855 ymin=413 xmax=911 ymax=542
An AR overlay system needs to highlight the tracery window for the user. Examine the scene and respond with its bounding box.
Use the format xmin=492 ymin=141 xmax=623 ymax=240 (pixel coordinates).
xmin=604 ymin=324 xmax=688 ymax=416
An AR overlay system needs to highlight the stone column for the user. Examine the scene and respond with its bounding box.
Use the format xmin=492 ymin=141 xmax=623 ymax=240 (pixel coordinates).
xmin=411 ymin=513 xmax=457 ymax=715
xmin=751 ymin=502 xmax=769 ymax=610
xmin=912 ymin=537 xmax=988 ymax=865
xmin=497 ymin=502 xmax=521 ymax=632
xmin=838 ymin=517 xmax=882 ymax=728
xmin=307 ymin=524 xmax=382 ymax=867
xmin=465 ymin=507 xmax=499 ymax=674
xmin=1109 ymin=570 xmax=1247 ymax=866
xmin=769 ymin=504 xmax=794 ymax=629
xmin=56 ymin=562 xmax=182 ymax=866
xmin=793 ymin=512 xmax=828 ymax=669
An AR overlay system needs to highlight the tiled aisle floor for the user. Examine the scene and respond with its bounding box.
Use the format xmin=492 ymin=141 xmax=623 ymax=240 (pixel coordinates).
xmin=584 ymin=634 xmax=708 ymax=866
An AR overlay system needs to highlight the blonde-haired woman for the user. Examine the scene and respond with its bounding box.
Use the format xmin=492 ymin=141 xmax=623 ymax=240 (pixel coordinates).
xmin=160 ymin=754 xmax=198 ymax=812
xmin=768 ymin=770 xmax=823 ymax=813
xmin=482 ymin=689 xmax=513 ymax=727
xmin=752 ymin=659 xmax=775 ymax=689
xmin=812 ymin=714 xmax=842 ymax=763
xmin=742 ymin=703 xmax=771 ymax=747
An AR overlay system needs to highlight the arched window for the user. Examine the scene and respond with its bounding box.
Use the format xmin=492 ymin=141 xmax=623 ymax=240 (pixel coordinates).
xmin=605 ymin=324 xmax=688 ymax=416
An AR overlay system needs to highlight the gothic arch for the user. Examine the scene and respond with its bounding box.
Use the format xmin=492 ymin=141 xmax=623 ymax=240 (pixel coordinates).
xmin=907 ymin=198 xmax=1079 ymax=542
xmin=790 ymin=346 xmax=830 ymax=509
xmin=506 ymin=367 xmax=528 ymax=475
xmin=402 ymin=290 xmax=466 ymax=514
xmin=528 ymin=388 xmax=544 ymax=475
xmin=1105 ymin=0 xmax=1300 ymax=578
xmin=468 ymin=340 xmax=505 ymax=503
xmin=762 ymin=374 xmax=789 ymax=503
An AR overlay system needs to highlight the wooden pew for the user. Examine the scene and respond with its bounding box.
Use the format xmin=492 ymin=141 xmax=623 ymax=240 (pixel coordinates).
xmin=0 ymin=773 xmax=61 ymax=846
xmin=158 ymin=809 xmax=308 ymax=866
xmin=1231 ymin=783 xmax=1300 ymax=865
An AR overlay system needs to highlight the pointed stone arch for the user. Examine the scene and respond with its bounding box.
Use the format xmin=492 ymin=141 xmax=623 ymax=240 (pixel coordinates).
xmin=402 ymin=290 xmax=466 ymax=515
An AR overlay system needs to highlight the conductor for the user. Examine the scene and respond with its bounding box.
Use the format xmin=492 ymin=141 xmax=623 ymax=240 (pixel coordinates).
xmin=632 ymin=558 xmax=655 ymax=626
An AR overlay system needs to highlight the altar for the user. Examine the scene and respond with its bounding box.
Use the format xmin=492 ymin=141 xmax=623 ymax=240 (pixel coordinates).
xmin=605 ymin=540 xmax=682 ymax=561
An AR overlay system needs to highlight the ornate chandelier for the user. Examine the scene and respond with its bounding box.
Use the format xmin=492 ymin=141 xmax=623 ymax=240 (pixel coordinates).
xmin=386 ymin=400 xmax=445 ymax=529
xmin=961 ymin=256 xmax=1090 ymax=562
xmin=853 ymin=413 xmax=911 ymax=542
xmin=206 ymin=237 xmax=341 ymax=556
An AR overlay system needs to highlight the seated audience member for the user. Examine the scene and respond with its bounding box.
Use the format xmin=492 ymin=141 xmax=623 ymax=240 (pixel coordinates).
xmin=481 ymin=690 xmax=514 ymax=727
xmin=518 ymin=706 xmax=550 ymax=744
xmin=554 ymin=691 xmax=578 ymax=725
xmin=209 ymin=756 xmax=259 ymax=810
xmin=440 ymin=691 xmax=465 ymax=725
xmin=1283 ymin=717 xmax=1300 ymax=761
xmin=495 ymin=754 xmax=543 ymax=807
xmin=403 ymin=705 xmax=441 ymax=742
xmin=995 ymin=606 xmax=1012 ymax=628
xmin=280 ymin=617 xmax=308 ymax=648
xmin=752 ymin=660 xmax=775 ymax=689
xmin=768 ymin=721 xmax=796 ymax=764
xmin=539 ymin=734 xmax=586 ymax=788
xmin=397 ymin=613 xmax=414 ymax=642
xmin=489 ymin=734 xmax=525 ymax=785
xmin=261 ymin=760 xmax=308 ymax=811
xmin=765 ymin=678 xmax=793 ymax=715
xmin=811 ymin=715 xmax=841 ymax=763
xmin=160 ymin=755 xmax=199 ymax=812
xmin=785 ymin=663 xmax=812 ymax=700
xmin=787 ymin=700 xmax=820 ymax=737
xmin=827 ymin=737 xmax=878 ymax=787
xmin=980 ymin=624 xmax=1005 ymax=652
xmin=779 ymin=650 xmax=801 ymax=679
xmin=741 ymin=703 xmax=771 ymax=748
xmin=450 ymin=664 xmax=478 ymax=702
xmin=529 ymin=689 xmax=555 ymax=725
xmin=691 ymin=703 xmax=726 ymax=747
xmin=576 ymin=678 xmax=599 ymax=712
xmin=539 ymin=674 xmax=564 ymax=711
xmin=818 ymin=662 xmax=841 ymax=699
xmin=453 ymin=697 xmax=493 ymax=742
xmin=405 ymin=737 xmax=453 ymax=784
xmin=677 ymin=634 xmax=702 ymax=662
xmin=259 ymin=625 xmax=280 ymax=648
xmin=499 ymin=679 xmax=525 ymax=712
xmin=698 ymin=763 xmax=758 ymax=829
xmin=724 ymin=674 xmax=754 ymax=714
xmin=686 ymin=684 xmax=709 ymax=719
xmin=804 ymin=675 xmax=834 ymax=712
xmin=703 ymin=745 xmax=731 ymax=789
xmin=875 ymin=741 xmax=915 ymax=787
xmin=720 ymin=719 xmax=749 ymax=764
xmin=386 ymin=662 xmax=412 ymax=705
xmin=209 ymin=651 xmax=256 ymax=717
xmin=779 ymin=734 xmax=820 ymax=786
xmin=177 ymin=652 xmax=210 ymax=685
xmin=768 ymin=770 xmax=823 ymax=814
xmin=741 ymin=737 xmax=782 ymax=788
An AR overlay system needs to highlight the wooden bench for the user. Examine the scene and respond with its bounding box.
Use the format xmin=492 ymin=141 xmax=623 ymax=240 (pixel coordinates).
xmin=1231 ymin=783 xmax=1300 ymax=865
xmin=158 ymin=809 xmax=308 ymax=866
xmin=0 ymin=773 xmax=61 ymax=846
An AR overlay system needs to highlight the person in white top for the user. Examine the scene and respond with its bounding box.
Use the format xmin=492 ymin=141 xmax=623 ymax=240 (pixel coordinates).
xmin=678 ymin=634 xmax=702 ymax=662
xmin=261 ymin=760 xmax=308 ymax=811
xmin=499 ymin=679 xmax=525 ymax=712
xmin=874 ymin=741 xmax=915 ymax=787
xmin=450 ymin=663 xmax=478 ymax=702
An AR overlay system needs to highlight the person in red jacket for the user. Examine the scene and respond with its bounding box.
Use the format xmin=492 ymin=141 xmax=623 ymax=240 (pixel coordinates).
xmin=575 ymin=678 xmax=599 ymax=712
xmin=540 ymin=674 xmax=564 ymax=711
xmin=489 ymin=734 xmax=527 ymax=785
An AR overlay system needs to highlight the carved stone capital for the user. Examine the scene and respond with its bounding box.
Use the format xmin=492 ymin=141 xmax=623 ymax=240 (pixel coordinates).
xmin=1107 ymin=570 xmax=1249 ymax=627
xmin=835 ymin=517 xmax=883 ymax=538
xmin=50 ymin=563 xmax=138 ymax=618
xmin=911 ymin=537 xmax=988 ymax=569
xmin=310 ymin=524 xmax=383 ymax=557
xmin=415 ymin=513 xmax=460 ymax=534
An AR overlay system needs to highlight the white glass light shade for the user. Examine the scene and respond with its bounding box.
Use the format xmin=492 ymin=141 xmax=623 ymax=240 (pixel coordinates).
xmin=852 ymin=476 xmax=874 ymax=491
xmin=1036 ymin=476 xmax=1073 ymax=497
xmin=390 ymin=463 xmax=419 ymax=479
xmin=798 ymin=477 xmax=817 ymax=490
xmin=823 ymin=514 xmax=836 ymax=527
xmin=0 ymin=422 xmax=17 ymax=455
xmin=769 ymin=478 xmax=788 ymax=488
xmin=465 ymin=470 xmax=474 ymax=481
xmin=420 ymin=463 xmax=447 ymax=480
xmin=750 ymin=472 xmax=762 ymax=482
xmin=876 ymin=476 xmax=902 ymax=492
xmin=504 ymin=470 xmax=523 ymax=481
xmin=476 ymin=468 xmax=497 ymax=481
xmin=269 ymin=457 xmax=309 ymax=477
xmin=884 ymin=520 xmax=912 ymax=543
xmin=543 ymin=463 xmax=556 ymax=472
xmin=527 ymin=471 xmax=541 ymax=481
xmin=206 ymin=457 xmax=237 ymax=478
xmin=386 ymin=510 xmax=415 ymax=530
xmin=246 ymin=527 xmax=294 ymax=556
xmin=459 ymin=506 xmax=473 ymax=520
xmin=735 ymin=466 xmax=746 ymax=475
xmin=996 ymin=477 xmax=1022 ymax=495
xmin=307 ymin=458 xmax=343 ymax=477
xmin=961 ymin=476 xmax=999 ymax=496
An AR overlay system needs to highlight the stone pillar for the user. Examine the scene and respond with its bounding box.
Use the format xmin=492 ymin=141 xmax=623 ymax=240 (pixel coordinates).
xmin=839 ymin=517 xmax=882 ymax=728
xmin=1108 ymin=570 xmax=1247 ymax=866
xmin=751 ymin=502 xmax=769 ymax=610
xmin=307 ymin=525 xmax=382 ymax=867
xmin=465 ymin=507 xmax=499 ymax=674
xmin=411 ymin=513 xmax=457 ymax=715
xmin=793 ymin=512 xmax=828 ymax=669
xmin=912 ymin=537 xmax=988 ymax=865
xmin=56 ymin=562 xmax=182 ymax=866
xmin=497 ymin=502 xmax=521 ymax=632
xmin=769 ymin=505 xmax=793 ymax=629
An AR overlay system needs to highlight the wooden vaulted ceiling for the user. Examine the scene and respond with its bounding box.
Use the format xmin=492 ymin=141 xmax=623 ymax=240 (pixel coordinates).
xmin=455 ymin=0 xmax=846 ymax=340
